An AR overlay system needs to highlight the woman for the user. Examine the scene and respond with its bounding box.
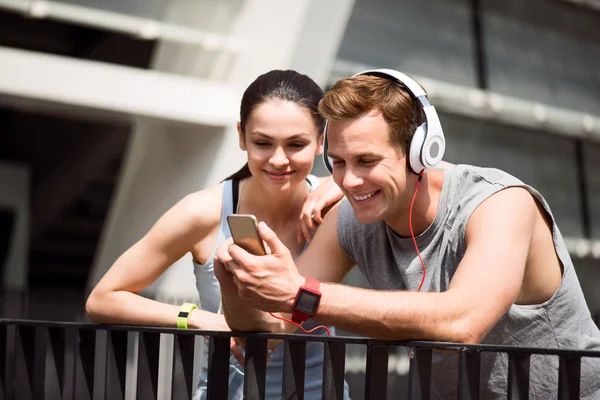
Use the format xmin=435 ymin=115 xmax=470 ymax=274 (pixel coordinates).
xmin=85 ymin=70 xmax=349 ymax=399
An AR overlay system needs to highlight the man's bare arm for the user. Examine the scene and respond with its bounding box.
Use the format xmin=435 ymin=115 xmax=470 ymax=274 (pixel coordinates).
xmin=301 ymin=187 xmax=536 ymax=342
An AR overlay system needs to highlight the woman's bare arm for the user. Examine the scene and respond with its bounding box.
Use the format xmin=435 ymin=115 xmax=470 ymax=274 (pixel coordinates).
xmin=86 ymin=185 xmax=228 ymax=330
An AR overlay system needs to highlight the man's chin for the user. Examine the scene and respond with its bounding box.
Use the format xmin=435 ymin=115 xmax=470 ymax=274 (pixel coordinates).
xmin=352 ymin=209 xmax=380 ymax=225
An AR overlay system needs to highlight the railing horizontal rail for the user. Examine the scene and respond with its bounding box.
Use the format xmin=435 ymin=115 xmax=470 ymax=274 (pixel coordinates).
xmin=1 ymin=319 xmax=599 ymax=400
xmin=3 ymin=319 xmax=600 ymax=358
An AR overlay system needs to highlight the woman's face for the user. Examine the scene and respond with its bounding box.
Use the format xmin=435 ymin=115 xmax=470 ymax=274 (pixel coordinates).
xmin=239 ymin=99 xmax=323 ymax=193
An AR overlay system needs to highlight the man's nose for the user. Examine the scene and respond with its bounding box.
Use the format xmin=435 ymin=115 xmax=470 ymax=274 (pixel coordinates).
xmin=343 ymin=167 xmax=364 ymax=190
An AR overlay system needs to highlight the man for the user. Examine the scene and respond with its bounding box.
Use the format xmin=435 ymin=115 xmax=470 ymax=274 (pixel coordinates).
xmin=214 ymin=69 xmax=600 ymax=398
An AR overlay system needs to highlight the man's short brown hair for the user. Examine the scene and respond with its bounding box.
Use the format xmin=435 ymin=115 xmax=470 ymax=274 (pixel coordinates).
xmin=318 ymin=74 xmax=425 ymax=154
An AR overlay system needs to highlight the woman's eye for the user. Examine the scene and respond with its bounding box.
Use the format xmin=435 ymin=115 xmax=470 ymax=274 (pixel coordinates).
xmin=289 ymin=142 xmax=308 ymax=149
xmin=255 ymin=142 xmax=271 ymax=147
xmin=332 ymin=160 xmax=345 ymax=166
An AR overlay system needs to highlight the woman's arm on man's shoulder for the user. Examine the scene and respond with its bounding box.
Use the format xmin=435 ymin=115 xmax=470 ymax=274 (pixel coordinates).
xmin=297 ymin=175 xmax=344 ymax=243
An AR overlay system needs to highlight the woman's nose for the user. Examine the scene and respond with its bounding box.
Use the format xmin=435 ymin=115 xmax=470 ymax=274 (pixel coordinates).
xmin=269 ymin=147 xmax=289 ymax=167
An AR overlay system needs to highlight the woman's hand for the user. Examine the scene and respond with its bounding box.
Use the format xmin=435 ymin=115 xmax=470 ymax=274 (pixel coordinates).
xmin=297 ymin=176 xmax=343 ymax=243
xmin=188 ymin=310 xmax=230 ymax=331
xmin=186 ymin=310 xmax=250 ymax=365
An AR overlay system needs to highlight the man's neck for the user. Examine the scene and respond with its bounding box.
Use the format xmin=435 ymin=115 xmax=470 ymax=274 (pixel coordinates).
xmin=386 ymin=169 xmax=445 ymax=238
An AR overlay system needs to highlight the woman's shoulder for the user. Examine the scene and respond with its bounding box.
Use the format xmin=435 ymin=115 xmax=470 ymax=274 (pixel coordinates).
xmin=177 ymin=183 xmax=225 ymax=228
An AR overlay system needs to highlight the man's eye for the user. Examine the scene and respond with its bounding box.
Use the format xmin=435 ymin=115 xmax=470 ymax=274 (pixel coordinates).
xmin=255 ymin=142 xmax=270 ymax=147
xmin=332 ymin=160 xmax=345 ymax=166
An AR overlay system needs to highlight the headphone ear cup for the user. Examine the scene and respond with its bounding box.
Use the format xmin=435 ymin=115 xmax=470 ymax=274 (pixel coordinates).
xmin=408 ymin=124 xmax=426 ymax=174
xmin=422 ymin=134 xmax=445 ymax=169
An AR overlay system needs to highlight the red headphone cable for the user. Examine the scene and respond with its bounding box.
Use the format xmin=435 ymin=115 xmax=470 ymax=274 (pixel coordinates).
xmin=410 ymin=171 xmax=427 ymax=292
xmin=269 ymin=312 xmax=331 ymax=336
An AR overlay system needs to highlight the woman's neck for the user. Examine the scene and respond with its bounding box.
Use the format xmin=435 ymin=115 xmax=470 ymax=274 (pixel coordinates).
xmin=237 ymin=177 xmax=310 ymax=229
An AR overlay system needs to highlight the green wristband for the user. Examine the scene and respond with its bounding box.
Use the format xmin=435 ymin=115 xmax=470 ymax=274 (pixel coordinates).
xmin=177 ymin=303 xmax=198 ymax=329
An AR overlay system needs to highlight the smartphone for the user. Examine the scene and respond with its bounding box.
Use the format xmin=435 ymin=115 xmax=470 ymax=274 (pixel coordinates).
xmin=226 ymin=214 xmax=267 ymax=256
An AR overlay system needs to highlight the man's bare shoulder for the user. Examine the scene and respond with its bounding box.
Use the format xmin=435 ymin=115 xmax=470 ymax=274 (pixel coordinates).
xmin=466 ymin=186 xmax=537 ymax=245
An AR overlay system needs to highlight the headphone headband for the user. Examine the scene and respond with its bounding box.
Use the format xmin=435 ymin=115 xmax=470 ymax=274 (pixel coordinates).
xmin=352 ymin=68 xmax=427 ymax=99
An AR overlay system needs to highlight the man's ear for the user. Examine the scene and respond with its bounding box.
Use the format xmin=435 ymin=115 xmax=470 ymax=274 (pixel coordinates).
xmin=237 ymin=122 xmax=246 ymax=151
xmin=315 ymin=132 xmax=324 ymax=156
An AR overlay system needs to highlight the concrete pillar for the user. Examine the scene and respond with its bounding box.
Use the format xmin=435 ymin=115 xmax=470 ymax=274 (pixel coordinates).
xmin=288 ymin=0 xmax=356 ymax=89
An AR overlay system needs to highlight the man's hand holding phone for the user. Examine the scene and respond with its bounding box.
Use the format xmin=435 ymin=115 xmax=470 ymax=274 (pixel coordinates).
xmin=223 ymin=216 xmax=304 ymax=314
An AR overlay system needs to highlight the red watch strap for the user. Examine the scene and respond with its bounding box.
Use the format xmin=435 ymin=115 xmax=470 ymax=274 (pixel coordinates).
xmin=305 ymin=277 xmax=320 ymax=292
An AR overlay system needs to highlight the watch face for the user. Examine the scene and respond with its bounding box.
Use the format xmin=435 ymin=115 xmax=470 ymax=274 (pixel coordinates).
xmin=295 ymin=290 xmax=320 ymax=315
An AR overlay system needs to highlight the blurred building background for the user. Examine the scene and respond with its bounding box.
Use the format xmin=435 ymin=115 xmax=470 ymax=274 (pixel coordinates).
xmin=1 ymin=0 xmax=599 ymax=397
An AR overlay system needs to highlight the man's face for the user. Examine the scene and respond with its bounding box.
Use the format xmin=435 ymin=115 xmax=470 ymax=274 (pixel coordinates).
xmin=327 ymin=111 xmax=411 ymax=224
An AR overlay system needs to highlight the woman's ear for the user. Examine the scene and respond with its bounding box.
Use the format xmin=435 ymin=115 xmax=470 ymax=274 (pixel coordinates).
xmin=237 ymin=122 xmax=246 ymax=151
xmin=315 ymin=132 xmax=325 ymax=156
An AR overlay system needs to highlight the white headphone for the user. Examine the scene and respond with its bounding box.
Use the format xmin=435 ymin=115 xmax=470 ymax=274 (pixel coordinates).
xmin=322 ymin=68 xmax=445 ymax=175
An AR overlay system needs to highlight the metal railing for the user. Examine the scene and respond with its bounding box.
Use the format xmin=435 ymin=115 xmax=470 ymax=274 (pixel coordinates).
xmin=1 ymin=319 xmax=599 ymax=399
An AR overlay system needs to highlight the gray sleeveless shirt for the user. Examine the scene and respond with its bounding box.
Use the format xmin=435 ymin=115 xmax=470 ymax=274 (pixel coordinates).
xmin=338 ymin=164 xmax=600 ymax=399
xmin=193 ymin=176 xmax=350 ymax=400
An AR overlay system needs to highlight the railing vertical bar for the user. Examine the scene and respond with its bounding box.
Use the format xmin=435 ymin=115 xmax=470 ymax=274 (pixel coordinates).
xmin=105 ymin=330 xmax=127 ymax=400
xmin=457 ymin=350 xmax=481 ymax=400
xmin=417 ymin=348 xmax=433 ymax=400
xmin=243 ymin=336 xmax=268 ymax=400
xmin=14 ymin=325 xmax=34 ymax=400
xmin=321 ymin=341 xmax=346 ymax=400
xmin=0 ymin=324 xmax=6 ymax=398
xmin=74 ymin=328 xmax=96 ymax=400
xmin=32 ymin=325 xmax=48 ymax=400
xmin=206 ymin=336 xmax=231 ymax=400
xmin=171 ymin=333 xmax=196 ymax=400
xmin=3 ymin=324 xmax=16 ymax=400
xmin=507 ymin=353 xmax=530 ymax=400
xmin=558 ymin=355 xmax=581 ymax=400
xmin=408 ymin=347 xmax=432 ymax=400
xmin=282 ymin=340 xmax=306 ymax=400
xmin=62 ymin=327 xmax=77 ymax=400
xmin=124 ymin=332 xmax=139 ymax=399
xmin=47 ymin=327 xmax=65 ymax=399
xmin=364 ymin=343 xmax=388 ymax=399
xmin=92 ymin=330 xmax=108 ymax=400
xmin=136 ymin=332 xmax=161 ymax=400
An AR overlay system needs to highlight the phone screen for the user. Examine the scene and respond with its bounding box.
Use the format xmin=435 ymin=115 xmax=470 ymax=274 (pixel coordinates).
xmin=227 ymin=214 xmax=267 ymax=256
